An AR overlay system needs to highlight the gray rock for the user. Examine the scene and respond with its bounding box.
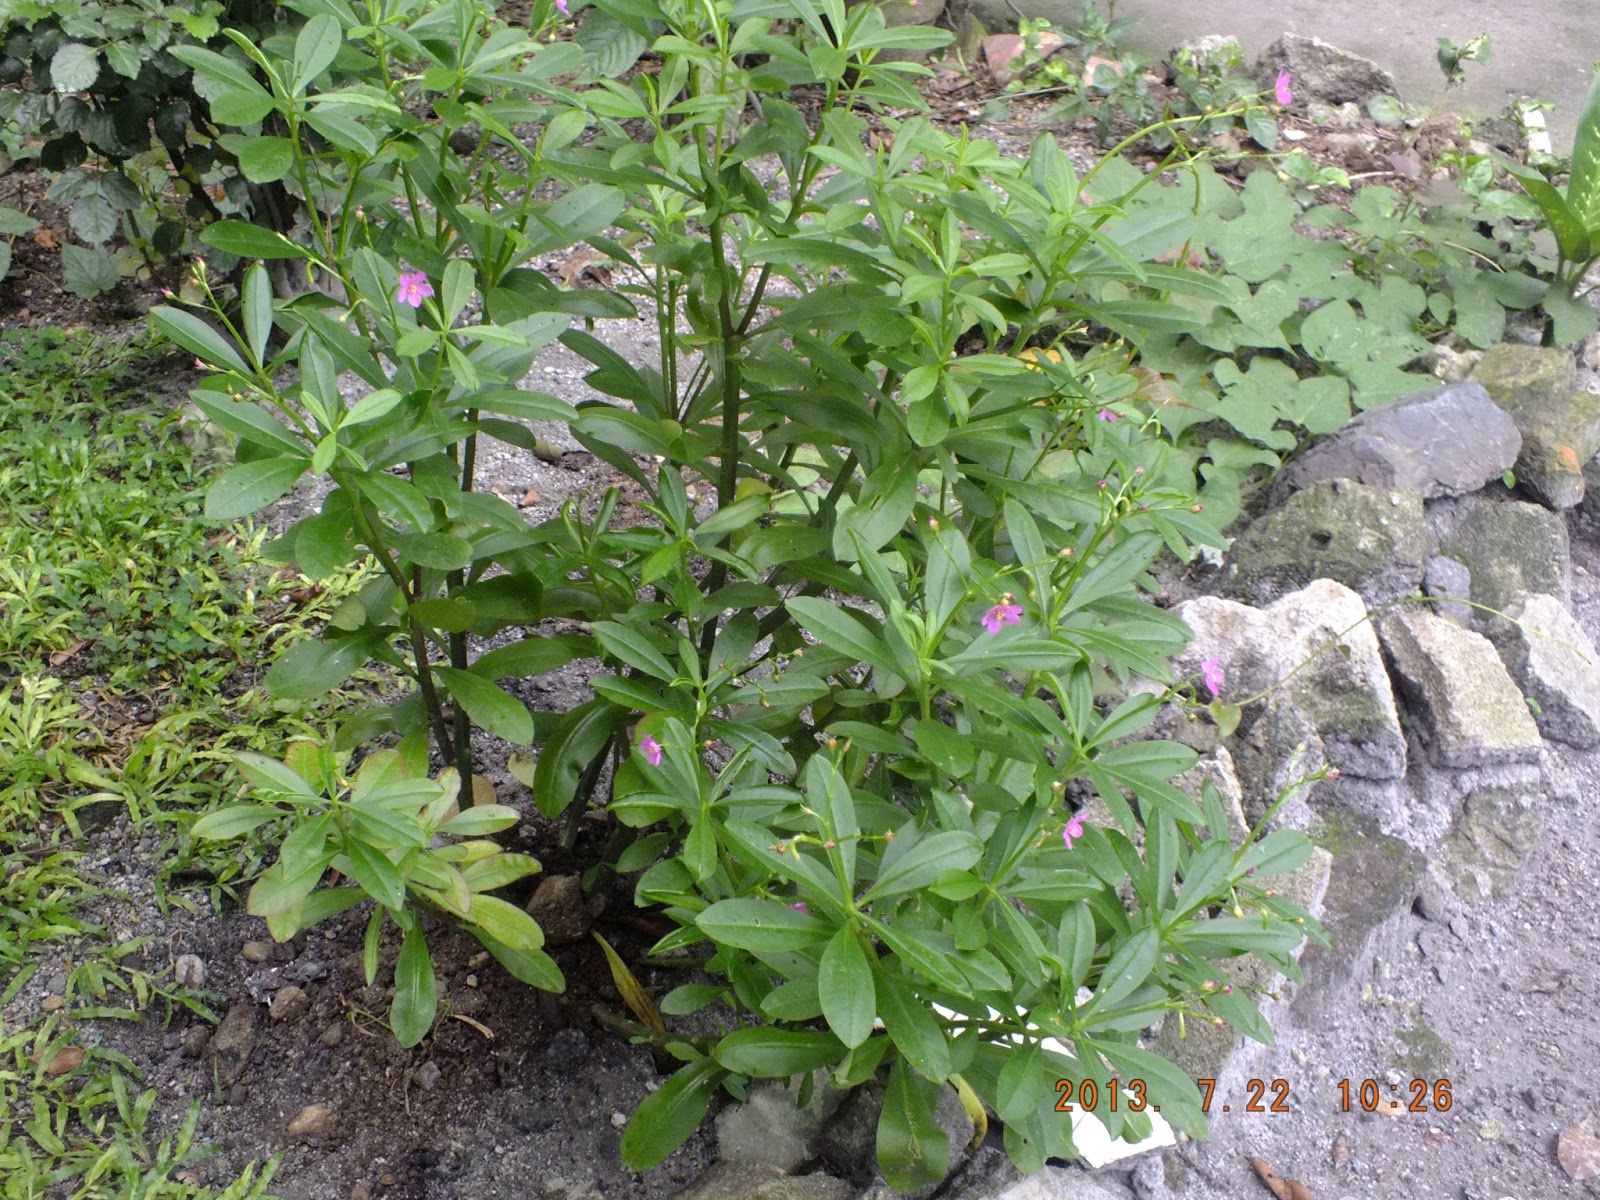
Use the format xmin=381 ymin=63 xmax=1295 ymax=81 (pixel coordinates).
xmin=1500 ymin=593 xmax=1600 ymax=748
xmin=210 ymin=1003 xmax=257 ymax=1086
xmin=1423 ymin=556 xmax=1473 ymax=624
xmin=1471 ymin=343 xmax=1600 ymax=508
xmin=1295 ymin=810 xmax=1426 ymax=1025
xmin=269 ymin=985 xmax=311 ymax=1023
xmin=1378 ymin=610 xmax=1542 ymax=767
xmin=287 ymin=1103 xmax=337 ymax=1138
xmin=320 ymin=1023 xmax=345 ymax=1048
xmin=241 ymin=941 xmax=277 ymax=963
xmin=1171 ymin=34 xmax=1244 ymax=76
xmin=1274 ymin=382 xmax=1520 ymax=500
xmin=1436 ymin=496 xmax=1570 ymax=613
xmin=1255 ymin=34 xmax=1397 ymax=106
xmin=412 ymin=1060 xmax=442 ymax=1091
xmin=978 ymin=1167 xmax=1139 ymax=1199
xmin=1225 ymin=480 xmax=1426 ymax=607
xmin=669 ymin=1165 xmax=853 ymax=1200
xmin=1445 ymin=786 xmax=1540 ymax=900
xmin=526 ymin=875 xmax=591 ymax=945
xmin=715 ymin=1073 xmax=846 ymax=1173
xmin=1175 ymin=580 xmax=1405 ymax=786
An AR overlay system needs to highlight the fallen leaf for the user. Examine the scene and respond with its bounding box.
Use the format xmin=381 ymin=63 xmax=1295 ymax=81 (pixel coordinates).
xmin=1558 ymin=1121 xmax=1600 ymax=1182
xmin=1248 ymin=1156 xmax=1314 ymax=1200
xmin=470 ymin=774 xmax=497 ymax=807
xmin=33 ymin=227 xmax=58 ymax=249
xmin=507 ymin=750 xmax=536 ymax=789
xmin=48 ymin=640 xmax=87 ymax=667
xmin=1374 ymin=1095 xmax=1406 ymax=1117
xmin=43 ymin=1046 xmax=84 ymax=1075
xmin=531 ymin=436 xmax=564 ymax=464
xmin=519 ymin=488 xmax=541 ymax=508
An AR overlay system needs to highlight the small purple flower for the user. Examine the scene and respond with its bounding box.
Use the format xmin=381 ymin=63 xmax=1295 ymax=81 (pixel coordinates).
xmin=555 ymin=0 xmax=569 ymax=13
xmin=1098 ymin=408 xmax=1118 ymax=421
xmin=1062 ymin=814 xmax=1085 ymax=850
xmin=1274 ymin=70 xmax=1293 ymax=106
xmin=396 ymin=269 xmax=434 ymax=309
xmin=637 ymin=733 xmax=662 ymax=767
xmin=789 ymin=901 xmax=809 ymax=913
xmin=982 ymin=596 xmax=1024 ymax=634
xmin=1201 ymin=658 xmax=1224 ymax=699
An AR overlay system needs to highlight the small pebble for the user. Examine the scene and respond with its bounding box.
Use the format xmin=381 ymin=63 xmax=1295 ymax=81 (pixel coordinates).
xmin=611 ymin=1112 xmax=627 ymax=1130
xmin=242 ymin=942 xmax=275 ymax=963
xmin=174 ymin=954 xmax=205 ymax=989
xmin=288 ymin=1103 xmax=337 ymax=1137
xmin=269 ymin=985 xmax=311 ymax=1023
xmin=321 ymin=1023 xmax=345 ymax=1048
xmin=41 ymin=995 xmax=64 ymax=1012
xmin=412 ymin=1061 xmax=442 ymax=1091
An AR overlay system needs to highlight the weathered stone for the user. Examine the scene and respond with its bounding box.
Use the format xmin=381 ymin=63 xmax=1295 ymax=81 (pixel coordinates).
xmin=1436 ymin=496 xmax=1570 ymax=613
xmin=670 ymin=1164 xmax=855 ymax=1200
xmin=1471 ymin=343 xmax=1600 ymax=508
xmin=1265 ymin=580 xmax=1405 ymax=780
xmin=1499 ymin=593 xmax=1600 ymax=748
xmin=1423 ymin=556 xmax=1473 ymax=624
xmin=1274 ymin=382 xmax=1520 ymax=500
xmin=525 ymin=875 xmax=591 ymax=945
xmin=1225 ymin=480 xmax=1426 ymax=607
xmin=1295 ymin=810 xmax=1425 ymax=1024
xmin=973 ymin=1167 xmax=1139 ymax=1199
xmin=210 ymin=1003 xmax=257 ymax=1086
xmin=287 ymin=1102 xmax=337 ymax=1138
xmin=269 ymin=985 xmax=311 ymax=1023
xmin=1176 ymin=746 xmax=1249 ymax=844
xmin=1444 ymin=786 xmax=1540 ymax=900
xmin=982 ymin=30 xmax=1066 ymax=86
xmin=1171 ymin=34 xmax=1244 ymax=76
xmin=715 ymin=1072 xmax=847 ymax=1173
xmin=1378 ymin=609 xmax=1542 ymax=767
xmin=1255 ymin=34 xmax=1397 ymax=106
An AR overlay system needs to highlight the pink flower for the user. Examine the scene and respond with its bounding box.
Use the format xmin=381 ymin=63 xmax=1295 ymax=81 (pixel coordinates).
xmin=789 ymin=901 xmax=808 ymax=913
xmin=1062 ymin=814 xmax=1085 ymax=850
xmin=555 ymin=0 xmax=568 ymax=13
xmin=637 ymin=734 xmax=662 ymax=767
xmin=1275 ymin=70 xmax=1293 ymax=106
xmin=1098 ymin=408 xmax=1118 ymax=421
xmin=1201 ymin=658 xmax=1224 ymax=699
xmin=395 ymin=269 xmax=434 ymax=308
xmin=982 ymin=597 xmax=1023 ymax=634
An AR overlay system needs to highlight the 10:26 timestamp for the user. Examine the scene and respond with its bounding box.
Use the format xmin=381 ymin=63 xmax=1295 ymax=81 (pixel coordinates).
xmin=1053 ymin=1077 xmax=1455 ymax=1116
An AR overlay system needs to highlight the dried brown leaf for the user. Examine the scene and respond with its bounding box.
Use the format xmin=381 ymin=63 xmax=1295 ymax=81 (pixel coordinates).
xmin=44 ymin=1046 xmax=84 ymax=1075
xmin=1249 ymin=1156 xmax=1313 ymax=1200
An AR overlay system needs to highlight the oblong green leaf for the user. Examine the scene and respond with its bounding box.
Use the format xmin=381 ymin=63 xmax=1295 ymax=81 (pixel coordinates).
xmin=434 ymin=668 xmax=534 ymax=745
xmin=696 ymin=897 xmax=831 ymax=953
xmin=199 ymin=220 xmax=308 ymax=260
xmin=714 ymin=1027 xmax=846 ymax=1077
xmin=390 ymin=923 xmax=438 ymax=1046
xmin=619 ymin=1057 xmax=724 ymax=1170
xmin=190 ymin=805 xmax=281 ymax=840
xmin=152 ymin=305 xmax=252 ymax=376
xmin=819 ymin=926 xmax=876 ymax=1048
xmin=205 ymin=458 xmax=307 ymax=520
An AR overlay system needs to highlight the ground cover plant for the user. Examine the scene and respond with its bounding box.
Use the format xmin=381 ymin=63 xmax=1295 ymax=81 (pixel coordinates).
xmin=155 ymin=0 xmax=1338 ymax=1187
xmin=0 ymin=327 xmax=351 ymax=1197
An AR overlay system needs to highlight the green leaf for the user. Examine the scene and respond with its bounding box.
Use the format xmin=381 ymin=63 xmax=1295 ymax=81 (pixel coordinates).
xmin=434 ymin=667 xmax=534 ymax=745
xmin=696 ymin=897 xmax=831 ymax=953
xmin=390 ymin=924 xmax=437 ymax=1046
xmin=152 ymin=305 xmax=252 ymax=375
xmin=200 ymin=221 xmax=307 ymax=260
xmin=69 ymin=194 xmax=116 ymax=245
xmin=345 ymin=839 xmax=405 ymax=910
xmin=532 ymin=698 xmax=627 ymax=818
xmin=1503 ymin=160 xmax=1592 ymax=262
xmin=238 ymin=136 xmax=296 ymax=183
xmin=713 ymin=1027 xmax=846 ymax=1077
xmin=592 ymin=621 xmax=676 ymax=681
xmin=438 ymin=804 xmax=520 ymax=836
xmin=104 ymin=42 xmax=141 ymax=79
xmin=293 ymin=14 xmax=343 ymax=93
xmin=205 ymin=458 xmax=307 ymax=520
xmin=864 ymin=830 xmax=981 ymax=902
xmin=873 ymin=966 xmax=950 ymax=1081
xmin=619 ymin=1057 xmax=724 ymax=1170
xmin=265 ymin=635 xmax=367 ymax=700
xmin=819 ymin=927 xmax=876 ymax=1048
xmin=467 ymin=927 xmax=565 ymax=992
xmin=189 ymin=805 xmax=281 ymax=840
xmin=60 ymin=244 xmax=117 ymax=299
xmin=241 ymin=264 xmax=273 ymax=365
xmin=877 ymin=1058 xmax=950 ymax=1192
xmin=51 ymin=43 xmax=100 ymax=92
xmin=786 ymin=597 xmax=899 ymax=676
xmin=468 ymin=893 xmax=545 ymax=951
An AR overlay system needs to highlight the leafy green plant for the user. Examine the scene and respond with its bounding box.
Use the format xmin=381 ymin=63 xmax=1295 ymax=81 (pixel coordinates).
xmin=1498 ymin=67 xmax=1600 ymax=342
xmin=160 ymin=0 xmax=1334 ymax=1185
xmin=1436 ymin=32 xmax=1491 ymax=87
xmin=192 ymin=742 xmax=559 ymax=1044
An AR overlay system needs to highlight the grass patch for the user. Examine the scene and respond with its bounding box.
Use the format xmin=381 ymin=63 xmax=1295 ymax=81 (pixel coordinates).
xmin=0 ymin=326 xmax=358 ymax=1198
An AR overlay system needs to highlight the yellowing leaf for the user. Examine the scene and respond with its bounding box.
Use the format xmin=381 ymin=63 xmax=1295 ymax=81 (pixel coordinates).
xmin=593 ymin=932 xmax=664 ymax=1032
